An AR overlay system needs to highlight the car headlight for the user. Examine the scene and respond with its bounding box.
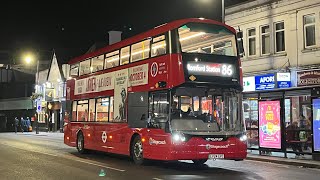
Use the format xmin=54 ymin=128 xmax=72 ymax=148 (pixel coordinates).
xmin=239 ymin=135 xmax=247 ymax=142
xmin=172 ymin=133 xmax=186 ymax=142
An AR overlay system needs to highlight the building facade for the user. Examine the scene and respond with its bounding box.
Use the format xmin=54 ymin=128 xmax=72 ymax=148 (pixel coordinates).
xmin=226 ymin=0 xmax=320 ymax=160
xmin=35 ymin=53 xmax=68 ymax=132
xmin=0 ymin=67 xmax=35 ymax=132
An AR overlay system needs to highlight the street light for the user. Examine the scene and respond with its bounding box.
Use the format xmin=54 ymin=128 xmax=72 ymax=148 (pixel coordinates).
xmin=198 ymin=0 xmax=225 ymax=23
xmin=23 ymin=52 xmax=40 ymax=134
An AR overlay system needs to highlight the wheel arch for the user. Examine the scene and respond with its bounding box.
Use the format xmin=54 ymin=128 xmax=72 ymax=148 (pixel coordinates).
xmin=129 ymin=133 xmax=141 ymax=157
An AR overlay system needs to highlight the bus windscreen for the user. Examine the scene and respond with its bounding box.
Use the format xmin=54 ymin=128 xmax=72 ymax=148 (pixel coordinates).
xmin=178 ymin=23 xmax=237 ymax=57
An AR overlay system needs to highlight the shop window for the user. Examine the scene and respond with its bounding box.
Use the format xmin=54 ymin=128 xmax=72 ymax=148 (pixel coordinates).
xmin=247 ymin=28 xmax=256 ymax=56
xmin=242 ymin=99 xmax=259 ymax=148
xmin=131 ymin=39 xmax=151 ymax=62
xmin=105 ymin=51 xmax=119 ymax=69
xmin=80 ymin=59 xmax=91 ymax=75
xmin=285 ymin=96 xmax=312 ymax=156
xmin=120 ymin=46 xmax=130 ymax=65
xmin=261 ymin=25 xmax=270 ymax=55
xmin=275 ymin=22 xmax=285 ymax=52
xmin=303 ymin=14 xmax=316 ymax=48
xmin=91 ymin=55 xmax=104 ymax=72
xmin=151 ymin=35 xmax=166 ymax=57
xmin=96 ymin=97 xmax=109 ymax=122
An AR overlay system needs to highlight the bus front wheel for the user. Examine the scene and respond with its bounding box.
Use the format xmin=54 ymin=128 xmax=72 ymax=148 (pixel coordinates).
xmin=192 ymin=159 xmax=207 ymax=165
xmin=77 ymin=132 xmax=87 ymax=154
xmin=131 ymin=136 xmax=144 ymax=165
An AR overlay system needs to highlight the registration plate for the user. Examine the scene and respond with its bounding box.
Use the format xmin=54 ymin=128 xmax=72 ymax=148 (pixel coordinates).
xmin=208 ymin=154 xmax=224 ymax=159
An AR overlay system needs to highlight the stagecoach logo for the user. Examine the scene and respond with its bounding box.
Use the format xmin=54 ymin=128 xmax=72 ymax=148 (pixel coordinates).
xmin=149 ymin=138 xmax=166 ymax=145
xmin=205 ymin=144 xmax=230 ymax=150
xmin=102 ymin=131 xmax=107 ymax=143
xmin=205 ymin=137 xmax=224 ymax=142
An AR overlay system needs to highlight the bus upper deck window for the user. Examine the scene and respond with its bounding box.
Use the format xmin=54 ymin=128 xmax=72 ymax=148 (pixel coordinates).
xmin=151 ymin=35 xmax=166 ymax=57
xmin=121 ymin=46 xmax=130 ymax=65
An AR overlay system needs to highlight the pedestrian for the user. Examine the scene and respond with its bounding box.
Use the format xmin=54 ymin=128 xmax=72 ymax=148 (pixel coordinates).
xmin=287 ymin=121 xmax=303 ymax=158
xmin=20 ymin=117 xmax=24 ymax=133
xmin=14 ymin=117 xmax=19 ymax=133
xmin=26 ymin=117 xmax=31 ymax=132
xmin=49 ymin=116 xmax=52 ymax=132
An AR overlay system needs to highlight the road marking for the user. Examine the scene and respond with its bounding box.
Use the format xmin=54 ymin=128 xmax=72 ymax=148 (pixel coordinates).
xmin=0 ymin=142 xmax=126 ymax=172
xmin=152 ymin=178 xmax=163 ymax=180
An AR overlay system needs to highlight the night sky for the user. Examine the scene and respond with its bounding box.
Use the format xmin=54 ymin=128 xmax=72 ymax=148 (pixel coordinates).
xmin=1 ymin=0 xmax=245 ymax=64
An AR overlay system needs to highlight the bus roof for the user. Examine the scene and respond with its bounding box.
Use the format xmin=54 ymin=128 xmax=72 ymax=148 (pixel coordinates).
xmin=68 ymin=18 xmax=236 ymax=65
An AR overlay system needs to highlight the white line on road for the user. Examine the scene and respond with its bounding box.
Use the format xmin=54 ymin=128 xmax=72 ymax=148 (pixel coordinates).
xmin=152 ymin=178 xmax=164 ymax=180
xmin=0 ymin=142 xmax=126 ymax=172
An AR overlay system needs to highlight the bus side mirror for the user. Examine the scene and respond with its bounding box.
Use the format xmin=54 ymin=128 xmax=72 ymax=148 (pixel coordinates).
xmin=236 ymin=31 xmax=243 ymax=38
xmin=236 ymin=31 xmax=245 ymax=57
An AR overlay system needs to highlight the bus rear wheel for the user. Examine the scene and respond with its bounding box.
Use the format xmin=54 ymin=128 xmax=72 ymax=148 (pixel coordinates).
xmin=77 ymin=132 xmax=87 ymax=154
xmin=131 ymin=136 xmax=144 ymax=165
xmin=192 ymin=159 xmax=207 ymax=165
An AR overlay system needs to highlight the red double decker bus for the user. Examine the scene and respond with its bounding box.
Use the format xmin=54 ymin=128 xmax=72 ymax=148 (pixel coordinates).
xmin=64 ymin=18 xmax=247 ymax=165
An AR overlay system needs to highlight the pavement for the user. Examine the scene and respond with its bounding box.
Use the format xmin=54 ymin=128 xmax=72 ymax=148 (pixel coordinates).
xmin=10 ymin=131 xmax=320 ymax=169
xmin=246 ymin=154 xmax=320 ymax=169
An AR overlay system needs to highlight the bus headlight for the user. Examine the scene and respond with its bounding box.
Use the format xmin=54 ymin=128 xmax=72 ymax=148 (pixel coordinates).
xmin=172 ymin=133 xmax=186 ymax=142
xmin=239 ymin=135 xmax=247 ymax=142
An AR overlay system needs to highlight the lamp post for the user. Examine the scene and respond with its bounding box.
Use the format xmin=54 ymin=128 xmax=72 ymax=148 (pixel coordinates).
xmin=222 ymin=0 xmax=225 ymax=23
xmin=24 ymin=53 xmax=40 ymax=134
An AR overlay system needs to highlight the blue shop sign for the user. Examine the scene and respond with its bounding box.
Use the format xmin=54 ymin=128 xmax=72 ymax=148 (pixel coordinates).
xmin=277 ymin=73 xmax=291 ymax=89
xmin=255 ymin=74 xmax=275 ymax=90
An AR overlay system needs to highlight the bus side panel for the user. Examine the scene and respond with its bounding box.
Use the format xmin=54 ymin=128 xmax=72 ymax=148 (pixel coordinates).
xmin=64 ymin=123 xmax=74 ymax=147
xmin=168 ymin=54 xmax=185 ymax=88
xmin=143 ymin=129 xmax=174 ymax=160
xmin=81 ymin=123 xmax=96 ymax=150
xmin=95 ymin=123 xmax=131 ymax=156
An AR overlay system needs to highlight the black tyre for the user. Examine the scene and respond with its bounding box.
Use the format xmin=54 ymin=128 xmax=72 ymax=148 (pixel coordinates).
xmin=192 ymin=159 xmax=207 ymax=165
xmin=77 ymin=132 xmax=87 ymax=154
xmin=131 ymin=136 xmax=144 ymax=165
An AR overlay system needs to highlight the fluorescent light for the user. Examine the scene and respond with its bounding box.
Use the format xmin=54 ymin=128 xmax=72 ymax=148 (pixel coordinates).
xmin=180 ymin=32 xmax=205 ymax=42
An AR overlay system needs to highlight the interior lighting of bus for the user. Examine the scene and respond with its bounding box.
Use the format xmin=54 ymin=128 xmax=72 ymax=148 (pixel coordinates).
xmin=179 ymin=32 xmax=205 ymax=41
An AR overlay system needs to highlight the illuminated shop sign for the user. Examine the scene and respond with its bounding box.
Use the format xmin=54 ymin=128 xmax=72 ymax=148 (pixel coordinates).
xmin=243 ymin=76 xmax=255 ymax=92
xmin=276 ymin=73 xmax=291 ymax=88
xmin=255 ymin=74 xmax=275 ymax=90
xmin=187 ymin=62 xmax=234 ymax=77
xmin=243 ymin=73 xmax=291 ymax=92
xmin=297 ymin=70 xmax=320 ymax=87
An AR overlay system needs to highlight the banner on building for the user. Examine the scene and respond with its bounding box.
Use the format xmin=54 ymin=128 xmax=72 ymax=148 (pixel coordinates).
xmin=259 ymin=100 xmax=281 ymax=149
xmin=297 ymin=70 xmax=320 ymax=87
xmin=114 ymin=69 xmax=128 ymax=122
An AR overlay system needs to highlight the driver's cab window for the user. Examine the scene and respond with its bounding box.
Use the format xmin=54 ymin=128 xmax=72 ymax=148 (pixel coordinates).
xmin=148 ymin=92 xmax=169 ymax=129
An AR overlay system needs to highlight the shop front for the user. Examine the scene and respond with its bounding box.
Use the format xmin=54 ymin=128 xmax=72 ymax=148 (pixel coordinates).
xmin=243 ymin=70 xmax=320 ymax=160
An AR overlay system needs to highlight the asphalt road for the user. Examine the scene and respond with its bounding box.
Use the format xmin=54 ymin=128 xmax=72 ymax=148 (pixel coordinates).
xmin=0 ymin=132 xmax=320 ymax=180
